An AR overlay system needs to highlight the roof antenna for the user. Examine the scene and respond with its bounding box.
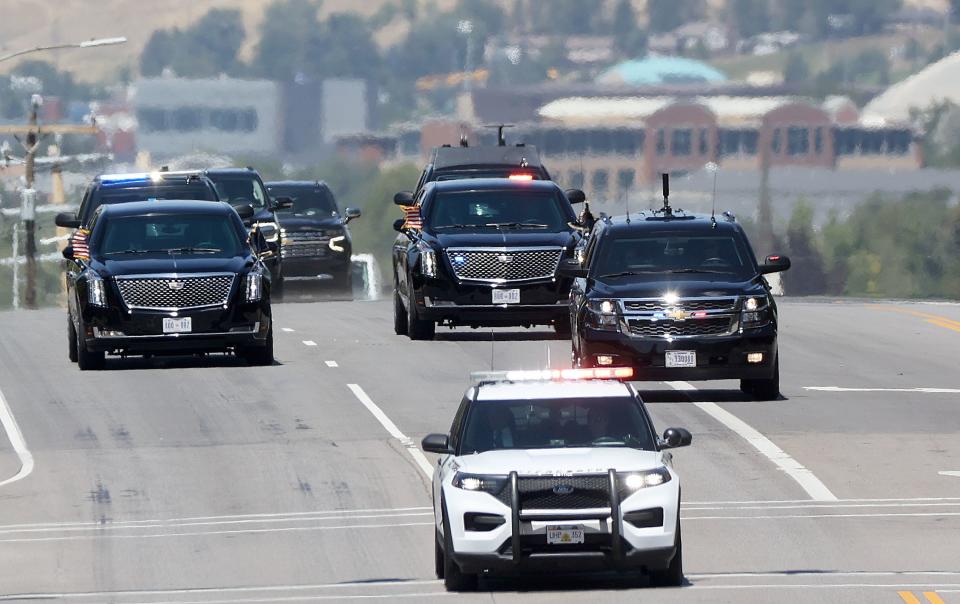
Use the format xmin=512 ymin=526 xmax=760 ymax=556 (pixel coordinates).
xmin=482 ymin=123 xmax=514 ymax=146
xmin=459 ymin=131 xmax=469 ymax=147
xmin=706 ymin=162 xmax=719 ymax=227
xmin=662 ymin=173 xmax=672 ymax=217
xmin=624 ymin=181 xmax=631 ymax=224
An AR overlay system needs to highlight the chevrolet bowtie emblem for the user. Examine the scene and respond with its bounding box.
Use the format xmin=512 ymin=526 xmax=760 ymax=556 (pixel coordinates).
xmin=667 ymin=308 xmax=687 ymax=321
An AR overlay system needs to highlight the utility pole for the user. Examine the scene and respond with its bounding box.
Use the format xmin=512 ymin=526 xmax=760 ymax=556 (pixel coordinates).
xmin=22 ymin=95 xmax=41 ymax=309
xmin=757 ymin=133 xmax=774 ymax=258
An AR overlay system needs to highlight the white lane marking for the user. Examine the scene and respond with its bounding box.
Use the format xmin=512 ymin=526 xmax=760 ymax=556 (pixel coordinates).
xmin=685 ymin=502 xmax=960 ymax=512
xmin=0 ymin=579 xmax=444 ymax=602
xmin=281 ymin=328 xmax=294 ymax=333
xmin=666 ymin=381 xmax=838 ymax=502
xmin=686 ymin=583 xmax=960 ymax=591
xmin=302 ymin=340 xmax=317 ymax=346
xmin=940 ymin=471 xmax=960 ymax=478
xmin=131 ymin=592 xmax=449 ymax=603
xmin=0 ymin=521 xmax=435 ymax=544
xmin=347 ymin=384 xmax=434 ymax=478
xmin=683 ymin=511 xmax=960 ymax=520
xmin=685 ymin=496 xmax=960 ymax=505
xmin=0 ymin=384 xmax=33 ymax=488
xmin=0 ymin=512 xmax=434 ymax=536
xmin=0 ymin=505 xmax=433 ymax=531
xmin=689 ymin=571 xmax=960 ymax=579
xmin=325 ymin=360 xmax=338 ymax=368
xmin=806 ymin=386 xmax=960 ymax=393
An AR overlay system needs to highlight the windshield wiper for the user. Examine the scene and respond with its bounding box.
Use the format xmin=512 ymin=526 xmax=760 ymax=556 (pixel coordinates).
xmin=484 ymin=222 xmax=549 ymax=229
xmin=433 ymin=223 xmax=487 ymax=230
xmin=597 ymin=270 xmax=660 ymax=279
xmin=667 ymin=268 xmax=730 ymax=274
xmin=166 ymin=247 xmax=222 ymax=254
xmin=103 ymin=249 xmax=150 ymax=256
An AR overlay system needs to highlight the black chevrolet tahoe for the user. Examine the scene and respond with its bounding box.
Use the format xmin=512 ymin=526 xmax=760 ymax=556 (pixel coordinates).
xmin=63 ymin=200 xmax=274 ymax=370
xmin=560 ymin=187 xmax=791 ymax=399
xmin=392 ymin=178 xmax=584 ymax=340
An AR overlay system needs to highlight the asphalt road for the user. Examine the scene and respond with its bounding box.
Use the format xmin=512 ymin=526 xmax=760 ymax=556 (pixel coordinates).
xmin=0 ymin=298 xmax=958 ymax=603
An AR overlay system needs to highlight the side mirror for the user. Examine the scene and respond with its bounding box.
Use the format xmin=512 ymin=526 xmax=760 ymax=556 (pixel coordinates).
xmin=759 ymin=254 xmax=791 ymax=274
xmin=565 ymin=188 xmax=586 ymax=204
xmin=345 ymin=207 xmax=362 ymax=223
xmin=393 ymin=218 xmax=406 ymax=233
xmin=662 ymin=427 xmax=692 ymax=449
xmin=273 ymin=196 xmax=294 ymax=210
xmin=394 ymin=191 xmax=415 ymax=206
xmin=421 ymin=433 xmax=452 ymax=454
xmin=61 ymin=246 xmax=74 ymax=260
xmin=55 ymin=212 xmax=80 ymax=229
xmin=234 ymin=204 xmax=255 ymax=221
xmin=557 ymin=257 xmax=588 ymax=279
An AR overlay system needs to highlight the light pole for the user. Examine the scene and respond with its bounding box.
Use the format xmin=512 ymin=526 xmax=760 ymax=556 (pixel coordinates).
xmin=0 ymin=37 xmax=127 ymax=64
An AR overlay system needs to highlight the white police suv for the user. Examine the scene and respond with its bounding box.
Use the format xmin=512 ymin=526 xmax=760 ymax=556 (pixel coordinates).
xmin=421 ymin=367 xmax=692 ymax=591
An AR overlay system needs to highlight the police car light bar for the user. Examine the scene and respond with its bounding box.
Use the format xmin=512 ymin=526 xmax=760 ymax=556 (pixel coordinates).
xmin=508 ymin=174 xmax=534 ymax=180
xmin=471 ymin=367 xmax=634 ymax=382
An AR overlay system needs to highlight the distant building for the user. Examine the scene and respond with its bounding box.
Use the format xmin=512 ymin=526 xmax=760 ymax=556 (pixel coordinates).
xmin=862 ymin=51 xmax=960 ymax=125
xmin=595 ymin=57 xmax=727 ymax=87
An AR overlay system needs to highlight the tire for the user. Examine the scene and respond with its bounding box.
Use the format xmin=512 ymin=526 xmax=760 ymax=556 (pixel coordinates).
xmin=393 ymin=289 xmax=409 ymax=336
xmin=273 ymin=277 xmax=284 ymax=301
xmin=76 ymin=321 xmax=105 ymax=371
xmin=434 ymin=532 xmax=445 ymax=579
xmin=406 ymin=288 xmax=435 ymax=341
xmin=243 ymin=325 xmax=274 ymax=366
xmin=68 ymin=316 xmax=78 ymax=363
xmin=740 ymin=356 xmax=780 ymax=401
xmin=649 ymin=517 xmax=683 ymax=587
xmin=441 ymin=499 xmax=477 ymax=592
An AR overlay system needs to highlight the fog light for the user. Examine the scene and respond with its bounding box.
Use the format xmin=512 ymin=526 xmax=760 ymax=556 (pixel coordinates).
xmin=747 ymin=352 xmax=764 ymax=364
xmin=597 ymin=355 xmax=614 ymax=366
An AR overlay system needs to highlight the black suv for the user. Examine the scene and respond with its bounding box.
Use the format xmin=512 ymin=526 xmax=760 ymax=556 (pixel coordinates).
xmin=265 ymin=180 xmax=361 ymax=292
xmin=63 ymin=200 xmax=274 ymax=370
xmin=55 ymin=171 xmax=219 ymax=229
xmin=561 ymin=190 xmax=790 ymax=399
xmin=392 ymin=178 xmax=584 ymax=339
xmin=204 ymin=168 xmax=292 ymax=289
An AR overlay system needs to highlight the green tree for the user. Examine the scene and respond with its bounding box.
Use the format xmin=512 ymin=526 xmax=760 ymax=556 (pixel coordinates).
xmin=140 ymin=29 xmax=178 ymax=76
xmin=783 ymin=200 xmax=827 ymax=295
xmin=612 ymin=0 xmax=647 ymax=57
xmin=647 ymin=0 xmax=703 ymax=33
xmin=252 ymin=0 xmax=320 ymax=80
xmin=305 ymin=13 xmax=382 ymax=80
xmin=728 ymin=0 xmax=770 ymax=38
xmin=184 ymin=8 xmax=246 ymax=76
xmin=528 ymin=0 xmax=605 ymax=34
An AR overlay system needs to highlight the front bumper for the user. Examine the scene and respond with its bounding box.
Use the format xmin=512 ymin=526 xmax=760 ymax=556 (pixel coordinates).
xmin=81 ymin=304 xmax=270 ymax=354
xmin=280 ymin=255 xmax=351 ymax=279
xmin=445 ymin=470 xmax=679 ymax=574
xmin=415 ymin=278 xmax=569 ymax=327
xmin=579 ymin=323 xmax=777 ymax=381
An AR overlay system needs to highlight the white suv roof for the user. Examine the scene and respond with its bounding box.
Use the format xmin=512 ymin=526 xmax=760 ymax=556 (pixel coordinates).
xmin=476 ymin=380 xmax=634 ymax=401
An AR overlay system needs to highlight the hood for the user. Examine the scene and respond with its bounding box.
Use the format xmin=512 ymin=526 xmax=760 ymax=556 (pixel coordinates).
xmin=456 ymin=447 xmax=663 ymax=475
xmin=95 ymin=254 xmax=252 ymax=277
xmin=277 ymin=216 xmax=344 ymax=232
xmin=589 ymin=275 xmax=764 ymax=299
xmin=431 ymin=230 xmax=573 ymax=249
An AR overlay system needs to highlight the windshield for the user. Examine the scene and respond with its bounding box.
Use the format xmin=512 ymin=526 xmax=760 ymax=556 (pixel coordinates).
xmin=211 ymin=175 xmax=269 ymax=209
xmin=459 ymin=397 xmax=655 ymax=454
xmin=96 ymin=214 xmax=245 ymax=257
xmin=427 ymin=190 xmax=570 ymax=231
xmin=268 ymin=186 xmax=338 ymax=217
xmin=593 ymin=232 xmax=756 ymax=280
xmin=85 ymin=183 xmax=218 ymax=222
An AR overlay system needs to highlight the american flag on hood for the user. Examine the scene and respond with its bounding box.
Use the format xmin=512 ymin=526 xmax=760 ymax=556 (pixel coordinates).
xmin=70 ymin=229 xmax=90 ymax=260
xmin=402 ymin=205 xmax=422 ymax=230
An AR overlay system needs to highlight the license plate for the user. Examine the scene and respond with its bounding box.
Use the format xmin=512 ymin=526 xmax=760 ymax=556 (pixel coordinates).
xmin=666 ymin=350 xmax=696 ymax=368
xmin=162 ymin=317 xmax=192 ymax=333
xmin=546 ymin=525 xmax=585 ymax=545
xmin=492 ymin=288 xmax=520 ymax=304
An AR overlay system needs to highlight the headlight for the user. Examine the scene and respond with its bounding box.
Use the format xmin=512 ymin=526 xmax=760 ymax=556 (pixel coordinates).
xmin=586 ymin=299 xmax=619 ymax=330
xmin=254 ymin=221 xmax=280 ymax=243
xmin=741 ymin=296 xmax=770 ymax=328
xmin=329 ymin=235 xmax=347 ymax=252
xmin=245 ymin=267 xmax=263 ymax=302
xmin=418 ymin=242 xmax=437 ymax=278
xmin=744 ymin=297 xmax=758 ymax=311
xmin=87 ymin=270 xmax=107 ymax=307
xmin=452 ymin=472 xmax=508 ymax=494
xmin=620 ymin=467 xmax=672 ymax=491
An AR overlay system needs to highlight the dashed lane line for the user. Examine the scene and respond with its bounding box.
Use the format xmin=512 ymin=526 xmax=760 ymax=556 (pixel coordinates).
xmin=346 ymin=384 xmax=434 ymax=478
xmin=0 ymin=383 xmax=33 ymax=488
xmin=325 ymin=360 xmax=338 ymax=368
xmin=666 ymin=381 xmax=838 ymax=502
xmin=302 ymin=340 xmax=317 ymax=347
xmin=280 ymin=328 xmax=295 ymax=333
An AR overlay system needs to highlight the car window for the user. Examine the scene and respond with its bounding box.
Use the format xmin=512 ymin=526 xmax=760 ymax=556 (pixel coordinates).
xmin=95 ymin=214 xmax=244 ymax=257
xmin=592 ymin=232 xmax=756 ymax=279
xmin=212 ymin=176 xmax=268 ymax=209
xmin=459 ymin=397 xmax=655 ymax=454
xmin=268 ymin=186 xmax=338 ymax=217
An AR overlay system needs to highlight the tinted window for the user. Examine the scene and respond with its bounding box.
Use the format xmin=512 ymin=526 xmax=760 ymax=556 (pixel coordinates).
xmin=268 ymin=185 xmax=338 ymax=217
xmin=96 ymin=214 xmax=244 ymax=257
xmin=459 ymin=397 xmax=655 ymax=454
xmin=85 ymin=182 xmax=218 ymax=223
xmin=426 ymin=190 xmax=571 ymax=231
xmin=593 ymin=231 xmax=756 ymax=280
xmin=210 ymin=175 xmax=268 ymax=209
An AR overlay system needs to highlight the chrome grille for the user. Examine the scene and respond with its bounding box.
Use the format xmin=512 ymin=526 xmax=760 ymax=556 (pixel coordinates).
xmin=282 ymin=231 xmax=330 ymax=259
xmin=623 ymin=298 xmax=737 ymax=312
xmin=445 ymin=247 xmax=563 ymax=282
xmin=115 ymin=274 xmax=234 ymax=310
xmin=629 ymin=317 xmax=734 ymax=337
